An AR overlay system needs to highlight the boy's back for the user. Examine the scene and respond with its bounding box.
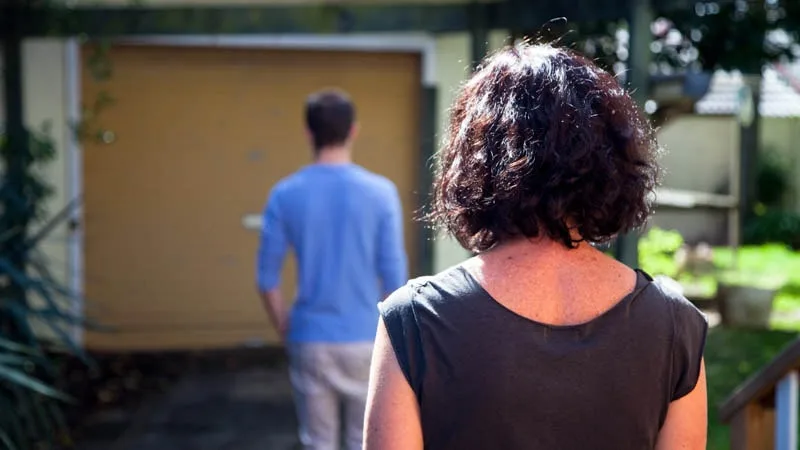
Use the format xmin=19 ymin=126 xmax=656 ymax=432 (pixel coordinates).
xmin=258 ymin=162 xmax=407 ymax=343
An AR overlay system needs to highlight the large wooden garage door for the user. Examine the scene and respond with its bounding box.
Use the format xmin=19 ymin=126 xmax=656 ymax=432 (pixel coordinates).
xmin=81 ymin=45 xmax=420 ymax=350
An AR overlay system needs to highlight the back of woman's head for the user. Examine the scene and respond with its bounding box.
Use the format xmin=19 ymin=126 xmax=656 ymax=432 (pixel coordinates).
xmin=431 ymin=43 xmax=661 ymax=252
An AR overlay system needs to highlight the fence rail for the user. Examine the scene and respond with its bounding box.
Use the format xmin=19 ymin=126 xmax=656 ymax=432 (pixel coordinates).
xmin=720 ymin=338 xmax=800 ymax=450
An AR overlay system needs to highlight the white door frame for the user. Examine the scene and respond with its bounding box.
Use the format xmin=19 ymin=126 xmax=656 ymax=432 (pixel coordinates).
xmin=64 ymin=33 xmax=437 ymax=346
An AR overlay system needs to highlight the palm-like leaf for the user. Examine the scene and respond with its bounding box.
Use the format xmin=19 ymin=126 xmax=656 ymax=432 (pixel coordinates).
xmin=0 ymin=364 xmax=73 ymax=403
xmin=0 ymin=173 xmax=97 ymax=448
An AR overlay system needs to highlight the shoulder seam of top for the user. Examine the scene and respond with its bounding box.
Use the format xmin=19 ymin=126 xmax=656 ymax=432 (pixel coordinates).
xmin=408 ymin=282 xmax=427 ymax=405
xmin=664 ymin=284 xmax=678 ymax=401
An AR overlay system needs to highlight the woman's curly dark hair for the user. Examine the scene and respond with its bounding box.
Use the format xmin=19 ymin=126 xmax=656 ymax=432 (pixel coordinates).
xmin=430 ymin=43 xmax=661 ymax=253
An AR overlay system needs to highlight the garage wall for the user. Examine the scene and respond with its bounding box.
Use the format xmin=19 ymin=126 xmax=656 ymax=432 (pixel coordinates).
xmin=79 ymin=45 xmax=423 ymax=350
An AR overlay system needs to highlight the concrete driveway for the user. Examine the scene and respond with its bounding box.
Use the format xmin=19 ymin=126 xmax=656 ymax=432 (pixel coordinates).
xmin=79 ymin=364 xmax=300 ymax=450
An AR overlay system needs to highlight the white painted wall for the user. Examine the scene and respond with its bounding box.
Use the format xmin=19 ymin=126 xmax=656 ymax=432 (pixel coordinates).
xmin=653 ymin=114 xmax=799 ymax=244
xmin=23 ymin=39 xmax=72 ymax=276
xmin=654 ymin=115 xmax=737 ymax=245
xmin=2 ymin=40 xmax=75 ymax=340
xmin=658 ymin=116 xmax=738 ymax=194
xmin=1 ymin=40 xmax=72 ymax=277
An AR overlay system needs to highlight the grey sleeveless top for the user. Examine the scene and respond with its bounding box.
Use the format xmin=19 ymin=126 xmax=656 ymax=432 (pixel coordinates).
xmin=379 ymin=267 xmax=707 ymax=450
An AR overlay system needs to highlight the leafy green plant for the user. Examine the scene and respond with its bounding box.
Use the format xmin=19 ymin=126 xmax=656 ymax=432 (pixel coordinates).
xmin=744 ymin=150 xmax=800 ymax=248
xmin=639 ymin=227 xmax=684 ymax=278
xmin=2 ymin=8 xmax=117 ymax=444
xmin=716 ymin=269 xmax=787 ymax=291
xmin=754 ymin=150 xmax=792 ymax=210
xmin=713 ymin=244 xmax=800 ymax=329
xmin=744 ymin=210 xmax=800 ymax=249
xmin=0 ymin=131 xmax=97 ymax=449
xmin=639 ymin=228 xmax=720 ymax=298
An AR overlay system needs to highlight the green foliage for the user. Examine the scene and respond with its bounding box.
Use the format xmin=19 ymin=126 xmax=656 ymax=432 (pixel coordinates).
xmin=714 ymin=245 xmax=800 ymax=283
xmin=529 ymin=18 xmax=628 ymax=74
xmin=2 ymin=11 xmax=116 ymax=445
xmin=74 ymin=42 xmax=116 ymax=144
xmin=654 ymin=0 xmax=798 ymax=73
xmin=744 ymin=210 xmax=800 ymax=248
xmin=713 ymin=244 xmax=800 ymax=328
xmin=717 ymin=268 xmax=787 ymax=290
xmin=640 ymin=229 xmax=800 ymax=299
xmin=743 ymin=150 xmax=800 ymax=248
xmin=754 ymin=150 xmax=792 ymax=209
xmin=714 ymin=243 xmax=791 ymax=289
xmin=0 ymin=132 xmax=94 ymax=449
xmin=638 ymin=227 xmax=684 ymax=278
xmin=0 ymin=124 xmax=59 ymax=223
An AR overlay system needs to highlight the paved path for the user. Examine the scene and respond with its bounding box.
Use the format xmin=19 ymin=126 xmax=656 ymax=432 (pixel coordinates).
xmin=80 ymin=365 xmax=300 ymax=450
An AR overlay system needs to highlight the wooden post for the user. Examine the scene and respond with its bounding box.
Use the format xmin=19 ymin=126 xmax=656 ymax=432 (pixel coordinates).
xmin=614 ymin=0 xmax=653 ymax=268
xmin=775 ymin=370 xmax=798 ymax=450
xmin=1 ymin=2 xmax=33 ymax=341
xmin=469 ymin=0 xmax=489 ymax=72
xmin=417 ymin=86 xmax=437 ymax=277
xmin=730 ymin=403 xmax=775 ymax=450
xmin=737 ymin=74 xmax=761 ymax=246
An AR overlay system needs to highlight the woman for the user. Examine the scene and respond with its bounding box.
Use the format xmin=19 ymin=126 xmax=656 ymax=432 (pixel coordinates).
xmin=364 ymin=43 xmax=707 ymax=450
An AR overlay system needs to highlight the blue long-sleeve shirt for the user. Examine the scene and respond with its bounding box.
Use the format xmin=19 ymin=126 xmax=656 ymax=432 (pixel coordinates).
xmin=257 ymin=163 xmax=409 ymax=343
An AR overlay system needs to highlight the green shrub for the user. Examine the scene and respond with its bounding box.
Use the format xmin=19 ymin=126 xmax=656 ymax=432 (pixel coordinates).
xmin=744 ymin=150 xmax=800 ymax=248
xmin=744 ymin=210 xmax=800 ymax=249
xmin=639 ymin=227 xmax=684 ymax=278
xmin=755 ymin=150 xmax=792 ymax=209
xmin=0 ymin=132 xmax=95 ymax=449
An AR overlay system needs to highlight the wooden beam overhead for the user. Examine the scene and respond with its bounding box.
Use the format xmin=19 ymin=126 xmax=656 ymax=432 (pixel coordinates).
xmin=19 ymin=3 xmax=481 ymax=37
xmin=13 ymin=0 xmax=737 ymax=38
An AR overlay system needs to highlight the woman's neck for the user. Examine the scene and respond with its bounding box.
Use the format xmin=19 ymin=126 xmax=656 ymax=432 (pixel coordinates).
xmin=463 ymin=236 xmax=637 ymax=327
xmin=482 ymin=237 xmax=596 ymax=267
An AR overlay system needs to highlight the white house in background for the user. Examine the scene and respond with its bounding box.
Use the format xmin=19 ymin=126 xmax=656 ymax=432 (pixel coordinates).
xmin=654 ymin=62 xmax=800 ymax=245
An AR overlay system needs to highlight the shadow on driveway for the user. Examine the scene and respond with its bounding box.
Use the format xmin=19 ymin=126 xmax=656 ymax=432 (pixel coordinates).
xmin=80 ymin=365 xmax=300 ymax=450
